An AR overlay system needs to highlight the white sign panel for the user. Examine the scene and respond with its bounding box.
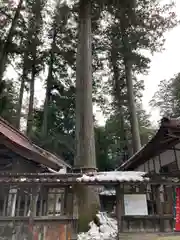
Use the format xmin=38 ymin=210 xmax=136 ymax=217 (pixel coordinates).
xmin=124 ymin=194 xmax=148 ymax=216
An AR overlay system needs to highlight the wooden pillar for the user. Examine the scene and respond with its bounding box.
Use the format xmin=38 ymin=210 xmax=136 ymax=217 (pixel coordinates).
xmin=164 ymin=185 xmax=173 ymax=214
xmin=7 ymin=188 xmax=17 ymax=216
xmin=65 ymin=186 xmax=78 ymax=240
xmin=173 ymin=147 xmax=180 ymax=170
xmin=10 ymin=188 xmax=18 ymax=240
xmin=155 ymin=185 xmax=164 ymax=232
xmin=65 ymin=186 xmax=72 ymax=240
xmin=63 ymin=187 xmax=68 ymax=214
xmin=116 ymin=184 xmax=124 ymax=240
xmin=28 ymin=186 xmax=39 ymax=240
xmin=71 ymin=186 xmax=78 ymax=240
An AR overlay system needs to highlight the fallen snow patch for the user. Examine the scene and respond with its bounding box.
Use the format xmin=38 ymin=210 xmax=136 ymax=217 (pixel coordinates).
xmin=77 ymin=171 xmax=148 ymax=183
xmin=78 ymin=212 xmax=117 ymax=240
xmin=99 ymin=189 xmax=116 ymax=196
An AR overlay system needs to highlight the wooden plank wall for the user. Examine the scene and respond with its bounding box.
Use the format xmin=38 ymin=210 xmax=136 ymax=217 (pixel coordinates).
xmin=115 ymin=182 xmax=175 ymax=238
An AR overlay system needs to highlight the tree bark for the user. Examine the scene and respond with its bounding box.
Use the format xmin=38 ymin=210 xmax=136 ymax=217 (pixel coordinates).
xmin=26 ymin=0 xmax=42 ymax=137
xmin=111 ymin=49 xmax=129 ymax=160
xmin=41 ymin=0 xmax=67 ymax=138
xmin=120 ymin=8 xmax=141 ymax=153
xmin=26 ymin=63 xmax=35 ymax=137
xmin=124 ymin=59 xmax=141 ymax=153
xmin=15 ymin=76 xmax=25 ymax=129
xmin=75 ymin=0 xmax=99 ymax=232
xmin=15 ymin=52 xmax=28 ymax=129
xmin=41 ymin=28 xmax=56 ymax=137
xmin=41 ymin=55 xmax=53 ymax=137
xmin=41 ymin=80 xmax=50 ymax=138
xmin=0 ymin=0 xmax=23 ymax=82
xmin=75 ymin=0 xmax=96 ymax=169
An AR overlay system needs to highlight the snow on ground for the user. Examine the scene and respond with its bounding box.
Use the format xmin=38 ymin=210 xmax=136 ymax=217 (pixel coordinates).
xmin=78 ymin=212 xmax=117 ymax=240
xmin=77 ymin=171 xmax=148 ymax=183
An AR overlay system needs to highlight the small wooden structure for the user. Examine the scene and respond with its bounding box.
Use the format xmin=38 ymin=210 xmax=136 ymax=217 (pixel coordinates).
xmin=0 ymin=117 xmax=71 ymax=173
xmin=76 ymin=171 xmax=179 ymax=237
xmin=117 ymin=117 xmax=180 ymax=173
xmin=0 ymin=171 xmax=179 ymax=239
xmin=0 ymin=117 xmax=72 ymax=239
xmin=0 ymin=172 xmax=78 ymax=240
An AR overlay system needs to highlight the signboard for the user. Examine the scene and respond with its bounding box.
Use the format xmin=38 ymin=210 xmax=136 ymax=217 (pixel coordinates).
xmin=175 ymin=188 xmax=180 ymax=231
xmin=124 ymin=194 xmax=148 ymax=216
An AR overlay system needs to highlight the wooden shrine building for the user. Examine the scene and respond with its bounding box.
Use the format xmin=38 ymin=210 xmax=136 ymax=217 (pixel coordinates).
xmin=1 ymin=117 xmax=180 ymax=239
xmin=118 ymin=117 xmax=180 ymax=173
xmin=115 ymin=117 xmax=180 ymax=236
xmin=0 ymin=117 xmax=71 ymax=174
xmin=0 ymin=117 xmax=72 ymax=239
xmin=0 ymin=171 xmax=179 ymax=240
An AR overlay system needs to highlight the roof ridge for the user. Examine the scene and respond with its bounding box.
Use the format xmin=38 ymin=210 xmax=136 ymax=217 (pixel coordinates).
xmin=117 ymin=117 xmax=180 ymax=170
xmin=0 ymin=117 xmax=71 ymax=169
xmin=32 ymin=144 xmax=71 ymax=168
xmin=0 ymin=117 xmax=30 ymax=142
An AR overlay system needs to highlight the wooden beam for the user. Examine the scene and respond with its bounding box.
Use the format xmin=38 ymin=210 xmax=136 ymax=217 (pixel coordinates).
xmin=110 ymin=213 xmax=173 ymax=220
xmin=0 ymin=172 xmax=82 ymax=177
xmin=147 ymin=159 xmax=150 ymax=172
xmin=72 ymin=186 xmax=78 ymax=239
xmin=0 ymin=216 xmax=78 ymax=223
xmin=173 ymin=147 xmax=180 ymax=170
xmin=122 ymin=214 xmax=173 ymax=220
xmin=0 ymin=179 xmax=179 ymax=186
xmin=0 ymin=148 xmax=10 ymax=154
xmin=146 ymin=171 xmax=180 ymax=178
xmin=158 ymin=154 xmax=162 ymax=169
xmin=116 ymin=185 xmax=124 ymax=240
xmin=152 ymin=157 xmax=156 ymax=172
xmin=167 ymin=147 xmax=180 ymax=151
xmin=155 ymin=185 xmax=164 ymax=232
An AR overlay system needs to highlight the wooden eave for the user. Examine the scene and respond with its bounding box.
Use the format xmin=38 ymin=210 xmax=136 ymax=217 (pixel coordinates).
xmin=0 ymin=117 xmax=71 ymax=170
xmin=117 ymin=117 xmax=180 ymax=170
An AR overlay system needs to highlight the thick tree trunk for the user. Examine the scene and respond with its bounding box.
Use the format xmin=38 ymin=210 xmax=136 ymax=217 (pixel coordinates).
xmin=0 ymin=0 xmax=23 ymax=82
xmin=15 ymin=52 xmax=28 ymax=129
xmin=111 ymin=49 xmax=129 ymax=159
xmin=120 ymin=8 xmax=141 ymax=153
xmin=41 ymin=61 xmax=53 ymax=137
xmin=15 ymin=77 xmax=25 ymax=129
xmin=26 ymin=66 xmax=35 ymax=137
xmin=124 ymin=59 xmax=141 ymax=153
xmin=26 ymin=0 xmax=42 ymax=137
xmin=75 ymin=0 xmax=99 ymax=232
xmin=41 ymin=90 xmax=49 ymax=138
xmin=41 ymin=29 xmax=56 ymax=137
xmin=75 ymin=0 xmax=96 ymax=169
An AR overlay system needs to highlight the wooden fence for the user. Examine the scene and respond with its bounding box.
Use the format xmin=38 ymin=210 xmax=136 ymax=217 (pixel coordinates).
xmin=0 ymin=172 xmax=179 ymax=239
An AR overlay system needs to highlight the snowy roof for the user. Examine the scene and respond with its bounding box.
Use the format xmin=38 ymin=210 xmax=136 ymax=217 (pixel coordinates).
xmin=76 ymin=171 xmax=148 ymax=183
xmin=0 ymin=171 xmax=148 ymax=185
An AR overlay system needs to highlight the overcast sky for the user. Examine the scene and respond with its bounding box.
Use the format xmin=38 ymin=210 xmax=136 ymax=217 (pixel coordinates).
xmin=142 ymin=0 xmax=180 ymax=125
